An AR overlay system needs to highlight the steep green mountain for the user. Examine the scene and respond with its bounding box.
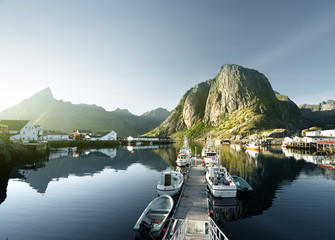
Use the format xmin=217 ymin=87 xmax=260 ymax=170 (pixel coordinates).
xmin=0 ymin=88 xmax=170 ymax=137
xmin=299 ymin=100 xmax=335 ymax=129
xmin=146 ymin=64 xmax=305 ymax=138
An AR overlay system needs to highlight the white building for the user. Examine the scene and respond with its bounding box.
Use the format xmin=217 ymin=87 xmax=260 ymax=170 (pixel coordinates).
xmin=87 ymin=130 xmax=117 ymax=141
xmin=306 ymin=129 xmax=335 ymax=137
xmin=305 ymin=130 xmax=322 ymax=137
xmin=41 ymin=131 xmax=69 ymax=141
xmin=0 ymin=120 xmax=37 ymax=142
xmin=320 ymin=129 xmax=335 ymax=137
xmin=34 ymin=125 xmax=43 ymax=137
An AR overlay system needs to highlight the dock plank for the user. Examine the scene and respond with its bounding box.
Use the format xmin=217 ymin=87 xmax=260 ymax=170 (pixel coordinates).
xmin=174 ymin=165 xmax=208 ymax=221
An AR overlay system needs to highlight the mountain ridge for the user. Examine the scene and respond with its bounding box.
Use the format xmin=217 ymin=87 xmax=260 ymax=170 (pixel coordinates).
xmin=299 ymin=100 xmax=335 ymax=129
xmin=0 ymin=88 xmax=171 ymax=136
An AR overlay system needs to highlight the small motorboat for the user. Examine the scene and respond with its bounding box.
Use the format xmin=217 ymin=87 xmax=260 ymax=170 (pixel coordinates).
xmin=206 ymin=166 xmax=237 ymax=198
xmin=231 ymin=175 xmax=253 ymax=198
xmin=157 ymin=170 xmax=184 ymax=196
xmin=245 ymin=141 xmax=260 ymax=151
xmin=133 ymin=195 xmax=173 ymax=239
xmin=176 ymin=153 xmax=190 ymax=167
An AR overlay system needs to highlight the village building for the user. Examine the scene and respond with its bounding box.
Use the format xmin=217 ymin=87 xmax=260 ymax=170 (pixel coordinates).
xmin=305 ymin=129 xmax=335 ymax=137
xmin=85 ymin=130 xmax=117 ymax=141
xmin=34 ymin=125 xmax=43 ymax=137
xmin=0 ymin=120 xmax=37 ymax=142
xmin=41 ymin=130 xmax=69 ymax=141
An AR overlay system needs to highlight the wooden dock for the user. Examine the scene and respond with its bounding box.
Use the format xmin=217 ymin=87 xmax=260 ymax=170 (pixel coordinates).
xmin=174 ymin=165 xmax=208 ymax=221
xmin=166 ymin=162 xmax=210 ymax=240
xmin=287 ymin=142 xmax=335 ymax=153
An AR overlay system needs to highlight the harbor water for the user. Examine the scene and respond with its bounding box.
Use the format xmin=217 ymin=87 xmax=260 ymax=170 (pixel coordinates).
xmin=0 ymin=143 xmax=335 ymax=239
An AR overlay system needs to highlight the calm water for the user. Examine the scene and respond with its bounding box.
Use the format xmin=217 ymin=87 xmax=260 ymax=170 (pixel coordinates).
xmin=1 ymin=144 xmax=335 ymax=240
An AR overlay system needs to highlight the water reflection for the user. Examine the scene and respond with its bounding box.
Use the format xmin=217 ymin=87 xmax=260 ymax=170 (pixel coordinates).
xmin=215 ymin=144 xmax=335 ymax=220
xmin=0 ymin=145 xmax=177 ymax=205
xmin=1 ymin=143 xmax=335 ymax=212
xmin=1 ymin=142 xmax=335 ymax=239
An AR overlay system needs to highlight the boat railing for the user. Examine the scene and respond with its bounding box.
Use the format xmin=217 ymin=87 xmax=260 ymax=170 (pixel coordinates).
xmin=208 ymin=217 xmax=229 ymax=240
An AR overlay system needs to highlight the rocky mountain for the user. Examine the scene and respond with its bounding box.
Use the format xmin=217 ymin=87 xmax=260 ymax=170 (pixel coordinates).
xmin=299 ymin=100 xmax=335 ymax=129
xmin=0 ymin=88 xmax=171 ymax=137
xmin=146 ymin=64 xmax=305 ymax=138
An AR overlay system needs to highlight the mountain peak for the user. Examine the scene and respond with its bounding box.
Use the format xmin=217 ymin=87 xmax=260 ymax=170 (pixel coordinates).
xmin=148 ymin=64 xmax=303 ymax=138
xmin=31 ymin=87 xmax=54 ymax=100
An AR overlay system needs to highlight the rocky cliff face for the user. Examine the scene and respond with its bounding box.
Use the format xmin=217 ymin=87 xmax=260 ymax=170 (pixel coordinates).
xmin=147 ymin=64 xmax=304 ymax=138
xmin=299 ymin=100 xmax=335 ymax=129
xmin=203 ymin=64 xmax=276 ymax=125
xmin=300 ymin=100 xmax=335 ymax=112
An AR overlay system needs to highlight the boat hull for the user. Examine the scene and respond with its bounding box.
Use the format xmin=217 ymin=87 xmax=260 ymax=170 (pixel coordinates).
xmin=156 ymin=170 xmax=184 ymax=197
xmin=157 ymin=188 xmax=181 ymax=197
xmin=245 ymin=147 xmax=260 ymax=151
xmin=206 ymin=169 xmax=237 ymax=198
xmin=207 ymin=182 xmax=237 ymax=198
xmin=176 ymin=160 xmax=189 ymax=167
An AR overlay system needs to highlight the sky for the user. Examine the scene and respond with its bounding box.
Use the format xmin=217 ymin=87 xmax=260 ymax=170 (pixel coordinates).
xmin=0 ymin=0 xmax=335 ymax=115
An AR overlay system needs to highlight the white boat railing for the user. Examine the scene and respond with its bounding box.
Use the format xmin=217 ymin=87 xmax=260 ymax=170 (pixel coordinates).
xmin=208 ymin=217 xmax=229 ymax=240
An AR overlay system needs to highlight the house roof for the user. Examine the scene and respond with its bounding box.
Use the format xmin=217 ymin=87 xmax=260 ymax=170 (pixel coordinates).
xmin=0 ymin=120 xmax=30 ymax=130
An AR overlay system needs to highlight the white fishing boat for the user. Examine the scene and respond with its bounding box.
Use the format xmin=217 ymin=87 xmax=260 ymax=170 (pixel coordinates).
xmin=201 ymin=147 xmax=209 ymax=159
xmin=180 ymin=135 xmax=192 ymax=158
xmin=176 ymin=153 xmax=190 ymax=167
xmin=206 ymin=166 xmax=237 ymax=198
xmin=203 ymin=149 xmax=219 ymax=165
xmin=245 ymin=140 xmax=260 ymax=151
xmin=157 ymin=170 xmax=184 ymax=196
xmin=133 ymin=195 xmax=173 ymax=239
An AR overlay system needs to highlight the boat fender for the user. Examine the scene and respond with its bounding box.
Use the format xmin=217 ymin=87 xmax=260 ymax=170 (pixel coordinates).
xmin=208 ymin=210 xmax=214 ymax=216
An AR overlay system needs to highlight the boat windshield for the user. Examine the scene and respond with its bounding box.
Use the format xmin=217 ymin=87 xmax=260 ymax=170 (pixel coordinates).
xmin=207 ymin=152 xmax=216 ymax=157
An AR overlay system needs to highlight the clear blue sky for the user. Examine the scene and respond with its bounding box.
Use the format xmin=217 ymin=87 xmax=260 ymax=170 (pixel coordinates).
xmin=1 ymin=0 xmax=334 ymax=115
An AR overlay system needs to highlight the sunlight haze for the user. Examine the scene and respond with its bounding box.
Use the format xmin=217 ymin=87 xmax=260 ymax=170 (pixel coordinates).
xmin=1 ymin=0 xmax=334 ymax=115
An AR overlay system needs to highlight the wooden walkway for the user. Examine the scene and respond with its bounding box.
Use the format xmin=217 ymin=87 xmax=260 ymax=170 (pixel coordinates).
xmin=174 ymin=164 xmax=208 ymax=221
xmin=171 ymin=163 xmax=209 ymax=239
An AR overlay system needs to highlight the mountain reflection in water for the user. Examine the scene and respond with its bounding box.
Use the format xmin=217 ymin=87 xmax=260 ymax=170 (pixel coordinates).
xmin=0 ymin=143 xmax=335 ymax=239
xmin=12 ymin=146 xmax=175 ymax=194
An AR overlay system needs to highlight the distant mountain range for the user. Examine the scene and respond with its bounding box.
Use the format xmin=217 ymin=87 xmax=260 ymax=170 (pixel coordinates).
xmin=1 ymin=65 xmax=334 ymax=139
xmin=0 ymin=88 xmax=171 ymax=137
xmin=299 ymin=100 xmax=335 ymax=129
